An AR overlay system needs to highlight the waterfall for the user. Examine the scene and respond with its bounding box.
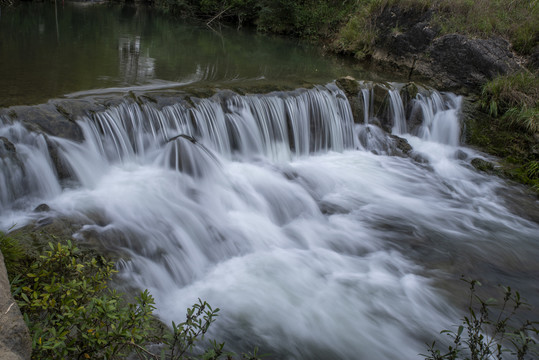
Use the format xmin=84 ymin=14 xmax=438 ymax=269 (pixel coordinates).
xmin=1 ymin=82 xmax=538 ymax=360
xmin=0 ymin=118 xmax=61 ymax=214
xmin=414 ymin=92 xmax=462 ymax=146
xmin=360 ymin=87 xmax=372 ymax=125
xmin=389 ymin=88 xmax=407 ymax=135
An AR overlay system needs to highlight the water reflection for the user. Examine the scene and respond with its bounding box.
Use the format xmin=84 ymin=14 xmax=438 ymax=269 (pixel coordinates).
xmin=118 ymin=36 xmax=155 ymax=84
xmin=0 ymin=3 xmax=389 ymax=107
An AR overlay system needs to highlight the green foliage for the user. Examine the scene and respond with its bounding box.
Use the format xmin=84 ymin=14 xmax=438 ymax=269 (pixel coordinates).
xmin=334 ymin=4 xmax=377 ymax=60
xmin=0 ymin=230 xmax=26 ymax=278
xmin=432 ymin=0 xmax=539 ymax=55
xmin=256 ymin=0 xmax=353 ymax=38
xmin=481 ymin=72 xmax=539 ymax=134
xmin=10 ymin=239 xmax=261 ymax=360
xmin=12 ymin=240 xmax=146 ymax=359
xmin=151 ymin=0 xmax=198 ymax=17
xmin=424 ymin=279 xmax=539 ymax=360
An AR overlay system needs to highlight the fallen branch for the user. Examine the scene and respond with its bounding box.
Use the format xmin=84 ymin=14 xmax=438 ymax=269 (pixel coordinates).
xmin=206 ymin=5 xmax=233 ymax=26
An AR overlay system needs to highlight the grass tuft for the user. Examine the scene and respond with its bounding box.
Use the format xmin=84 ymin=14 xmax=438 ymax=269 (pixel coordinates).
xmin=481 ymin=72 xmax=539 ymax=134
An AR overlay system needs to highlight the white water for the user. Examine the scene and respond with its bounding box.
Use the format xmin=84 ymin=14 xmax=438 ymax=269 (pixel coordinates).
xmin=1 ymin=83 xmax=538 ymax=359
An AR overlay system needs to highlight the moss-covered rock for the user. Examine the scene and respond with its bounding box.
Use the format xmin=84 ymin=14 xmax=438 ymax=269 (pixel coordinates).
xmin=463 ymin=98 xmax=539 ymax=192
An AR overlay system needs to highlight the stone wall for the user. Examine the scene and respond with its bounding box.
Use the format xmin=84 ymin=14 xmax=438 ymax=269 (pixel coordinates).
xmin=0 ymin=251 xmax=31 ymax=360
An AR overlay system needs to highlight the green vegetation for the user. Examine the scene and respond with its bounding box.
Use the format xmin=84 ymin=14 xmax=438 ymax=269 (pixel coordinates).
xmin=149 ymin=0 xmax=536 ymax=67
xmin=466 ymin=71 xmax=539 ymax=192
xmin=3 ymin=233 xmax=260 ymax=360
xmin=432 ymin=0 xmax=538 ymax=55
xmin=151 ymin=0 xmax=355 ymax=39
xmin=424 ymin=279 xmax=538 ymax=360
xmin=334 ymin=0 xmax=538 ymax=57
xmin=481 ymin=72 xmax=539 ymax=135
xmin=255 ymin=0 xmax=354 ymax=39
xmin=0 ymin=230 xmax=26 ymax=279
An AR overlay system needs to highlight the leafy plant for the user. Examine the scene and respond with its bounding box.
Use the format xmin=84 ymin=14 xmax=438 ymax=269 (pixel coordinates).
xmin=0 ymin=230 xmax=26 ymax=278
xmin=423 ymin=279 xmax=539 ymax=360
xmin=481 ymin=72 xmax=538 ymax=134
xmin=10 ymin=239 xmax=261 ymax=360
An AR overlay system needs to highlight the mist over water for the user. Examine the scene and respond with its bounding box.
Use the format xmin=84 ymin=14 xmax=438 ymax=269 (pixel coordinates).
xmin=1 ymin=84 xmax=538 ymax=359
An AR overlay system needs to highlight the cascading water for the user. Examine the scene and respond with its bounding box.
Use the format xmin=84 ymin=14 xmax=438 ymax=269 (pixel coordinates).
xmin=1 ymin=83 xmax=538 ymax=359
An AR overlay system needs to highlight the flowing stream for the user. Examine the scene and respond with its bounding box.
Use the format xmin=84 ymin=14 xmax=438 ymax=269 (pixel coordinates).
xmin=1 ymin=3 xmax=538 ymax=360
xmin=1 ymin=82 xmax=538 ymax=359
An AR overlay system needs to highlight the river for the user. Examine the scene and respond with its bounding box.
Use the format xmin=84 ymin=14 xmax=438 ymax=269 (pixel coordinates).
xmin=1 ymin=3 xmax=538 ymax=360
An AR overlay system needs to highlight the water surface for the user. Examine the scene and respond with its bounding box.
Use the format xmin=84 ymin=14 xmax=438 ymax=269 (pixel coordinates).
xmin=0 ymin=2 xmax=386 ymax=107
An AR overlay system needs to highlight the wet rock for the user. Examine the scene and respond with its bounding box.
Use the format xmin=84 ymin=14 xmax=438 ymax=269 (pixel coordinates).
xmin=455 ymin=150 xmax=468 ymax=160
xmin=335 ymin=76 xmax=360 ymax=98
xmin=0 ymin=137 xmax=24 ymax=175
xmin=471 ymin=158 xmax=495 ymax=172
xmin=335 ymin=77 xmax=362 ymax=123
xmin=390 ymin=134 xmax=413 ymax=155
xmin=5 ymin=104 xmax=84 ymax=142
xmin=33 ymin=203 xmax=50 ymax=212
xmin=319 ymin=201 xmax=349 ymax=215
xmin=371 ymin=84 xmax=392 ymax=132
xmin=0 ymin=137 xmax=16 ymax=156
xmin=412 ymin=153 xmax=429 ymax=164
xmin=400 ymin=82 xmax=424 ymax=132
xmin=45 ymin=136 xmax=73 ymax=181
xmin=356 ymin=125 xmax=413 ymax=157
xmin=0 ymin=251 xmax=31 ymax=360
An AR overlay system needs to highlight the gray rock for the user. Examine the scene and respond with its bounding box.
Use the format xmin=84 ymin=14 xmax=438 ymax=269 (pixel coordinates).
xmin=390 ymin=134 xmax=413 ymax=155
xmin=429 ymin=35 xmax=521 ymax=90
xmin=0 ymin=137 xmax=16 ymax=157
xmin=3 ymin=104 xmax=84 ymax=142
xmin=0 ymin=251 xmax=31 ymax=360
xmin=335 ymin=76 xmax=362 ymax=123
xmin=34 ymin=203 xmax=51 ymax=213
xmin=455 ymin=149 xmax=468 ymax=160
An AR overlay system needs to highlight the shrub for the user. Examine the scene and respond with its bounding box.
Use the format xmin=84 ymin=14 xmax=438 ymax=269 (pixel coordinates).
xmin=10 ymin=239 xmax=260 ymax=360
xmin=481 ymin=72 xmax=539 ymax=134
xmin=256 ymin=0 xmax=353 ymax=38
xmin=0 ymin=230 xmax=26 ymax=278
xmin=335 ymin=8 xmax=377 ymax=59
xmin=423 ymin=279 xmax=539 ymax=360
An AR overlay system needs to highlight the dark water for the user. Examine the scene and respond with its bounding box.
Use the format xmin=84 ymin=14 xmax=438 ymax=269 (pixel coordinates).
xmin=0 ymin=2 xmax=386 ymax=107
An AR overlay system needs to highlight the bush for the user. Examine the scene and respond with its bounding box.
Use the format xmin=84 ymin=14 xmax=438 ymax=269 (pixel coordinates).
xmin=334 ymin=5 xmax=377 ymax=59
xmin=9 ymin=239 xmax=260 ymax=360
xmin=424 ymin=279 xmax=539 ymax=360
xmin=0 ymin=230 xmax=26 ymax=278
xmin=256 ymin=0 xmax=353 ymax=38
xmin=481 ymin=72 xmax=539 ymax=134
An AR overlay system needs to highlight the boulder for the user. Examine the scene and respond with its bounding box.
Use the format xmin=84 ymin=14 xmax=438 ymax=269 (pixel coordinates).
xmin=0 ymin=137 xmax=16 ymax=157
xmin=335 ymin=76 xmax=362 ymax=123
xmin=3 ymin=104 xmax=84 ymax=142
xmin=428 ymin=35 xmax=521 ymax=90
xmin=368 ymin=5 xmax=524 ymax=92
xmin=0 ymin=251 xmax=31 ymax=360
